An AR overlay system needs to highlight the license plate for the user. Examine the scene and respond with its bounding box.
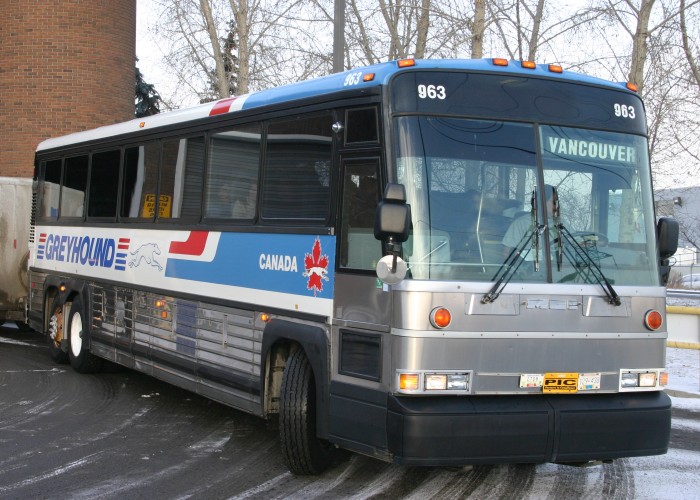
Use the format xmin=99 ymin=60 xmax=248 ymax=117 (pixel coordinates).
xmin=519 ymin=374 xmax=544 ymax=388
xmin=543 ymin=372 xmax=579 ymax=393
xmin=578 ymin=373 xmax=601 ymax=390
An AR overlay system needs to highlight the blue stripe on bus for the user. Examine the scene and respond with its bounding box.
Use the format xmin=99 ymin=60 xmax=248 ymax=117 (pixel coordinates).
xmin=164 ymin=233 xmax=335 ymax=298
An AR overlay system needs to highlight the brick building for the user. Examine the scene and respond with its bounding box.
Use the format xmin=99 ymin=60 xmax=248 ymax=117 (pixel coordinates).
xmin=0 ymin=1 xmax=136 ymax=178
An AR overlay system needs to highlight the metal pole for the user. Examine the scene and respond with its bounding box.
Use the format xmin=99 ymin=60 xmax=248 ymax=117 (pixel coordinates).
xmin=332 ymin=0 xmax=345 ymax=73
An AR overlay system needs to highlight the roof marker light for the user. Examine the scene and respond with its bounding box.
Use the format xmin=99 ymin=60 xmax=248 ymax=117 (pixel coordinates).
xmin=397 ymin=59 xmax=415 ymax=68
xmin=521 ymin=60 xmax=537 ymax=69
xmin=363 ymin=73 xmax=375 ymax=82
xmin=626 ymin=82 xmax=639 ymax=92
xmin=492 ymin=58 xmax=509 ymax=67
xmin=548 ymin=64 xmax=563 ymax=73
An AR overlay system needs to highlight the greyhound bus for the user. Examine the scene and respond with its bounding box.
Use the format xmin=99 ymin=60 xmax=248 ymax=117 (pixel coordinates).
xmin=28 ymin=58 xmax=679 ymax=474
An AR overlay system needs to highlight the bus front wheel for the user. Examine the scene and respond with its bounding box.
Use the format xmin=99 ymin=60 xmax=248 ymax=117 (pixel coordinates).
xmin=279 ymin=347 xmax=334 ymax=475
xmin=67 ymin=296 xmax=103 ymax=374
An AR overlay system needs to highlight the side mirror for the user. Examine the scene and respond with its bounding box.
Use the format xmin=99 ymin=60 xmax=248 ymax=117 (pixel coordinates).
xmin=657 ymin=217 xmax=679 ymax=260
xmin=374 ymin=183 xmax=411 ymax=284
xmin=657 ymin=217 xmax=679 ymax=285
xmin=374 ymin=183 xmax=410 ymax=244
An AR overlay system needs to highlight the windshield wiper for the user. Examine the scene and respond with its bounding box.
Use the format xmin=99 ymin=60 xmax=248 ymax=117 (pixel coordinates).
xmin=483 ymin=188 xmax=542 ymax=304
xmin=556 ymin=223 xmax=622 ymax=306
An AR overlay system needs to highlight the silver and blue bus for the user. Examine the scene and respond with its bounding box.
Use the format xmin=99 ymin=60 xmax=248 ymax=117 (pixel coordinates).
xmin=28 ymin=58 xmax=679 ymax=474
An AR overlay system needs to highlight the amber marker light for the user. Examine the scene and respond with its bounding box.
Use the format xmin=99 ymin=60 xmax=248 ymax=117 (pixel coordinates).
xmin=397 ymin=59 xmax=415 ymax=68
xmin=155 ymin=300 xmax=165 ymax=308
xmin=430 ymin=307 xmax=452 ymax=329
xmin=548 ymin=64 xmax=563 ymax=73
xmin=139 ymin=121 xmax=146 ymax=128
xmin=259 ymin=312 xmax=271 ymax=323
xmin=363 ymin=73 xmax=375 ymax=82
xmin=59 ymin=284 xmax=67 ymax=292
xmin=521 ymin=60 xmax=537 ymax=69
xmin=399 ymin=373 xmax=420 ymax=391
xmin=492 ymin=58 xmax=509 ymax=67
xmin=659 ymin=371 xmax=669 ymax=386
xmin=626 ymin=82 xmax=639 ymax=92
xmin=644 ymin=310 xmax=663 ymax=331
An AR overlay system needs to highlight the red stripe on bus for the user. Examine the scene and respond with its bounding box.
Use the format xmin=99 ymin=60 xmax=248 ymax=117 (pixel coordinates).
xmin=169 ymin=231 xmax=209 ymax=256
xmin=209 ymin=97 xmax=237 ymax=116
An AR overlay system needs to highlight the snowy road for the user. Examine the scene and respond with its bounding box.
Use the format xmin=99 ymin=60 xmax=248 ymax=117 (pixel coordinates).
xmin=1 ymin=325 xmax=698 ymax=499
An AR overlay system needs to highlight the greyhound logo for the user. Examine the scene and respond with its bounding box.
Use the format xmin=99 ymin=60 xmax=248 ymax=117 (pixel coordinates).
xmin=129 ymin=243 xmax=163 ymax=271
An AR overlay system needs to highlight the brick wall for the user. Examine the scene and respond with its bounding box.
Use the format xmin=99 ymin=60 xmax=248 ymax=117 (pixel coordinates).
xmin=0 ymin=0 xmax=136 ymax=178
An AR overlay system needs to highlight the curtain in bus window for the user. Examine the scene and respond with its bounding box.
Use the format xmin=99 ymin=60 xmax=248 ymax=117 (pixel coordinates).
xmin=262 ymin=113 xmax=332 ymax=221
xmin=61 ymin=155 xmax=88 ymax=218
xmin=88 ymin=149 xmax=120 ymax=218
xmin=205 ymin=123 xmax=261 ymax=220
xmin=159 ymin=139 xmax=182 ymax=218
xmin=121 ymin=143 xmax=159 ymax=219
xmin=174 ymin=137 xmax=205 ymax=220
xmin=40 ymin=159 xmax=62 ymax=219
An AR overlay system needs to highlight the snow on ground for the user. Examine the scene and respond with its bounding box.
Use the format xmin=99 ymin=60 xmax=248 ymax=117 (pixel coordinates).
xmin=666 ymin=347 xmax=700 ymax=398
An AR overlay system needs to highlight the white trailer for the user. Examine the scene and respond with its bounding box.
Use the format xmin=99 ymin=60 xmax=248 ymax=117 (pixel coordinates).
xmin=0 ymin=177 xmax=31 ymax=327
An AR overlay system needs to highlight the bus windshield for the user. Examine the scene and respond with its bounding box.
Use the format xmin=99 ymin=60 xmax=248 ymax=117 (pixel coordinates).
xmin=394 ymin=116 xmax=659 ymax=286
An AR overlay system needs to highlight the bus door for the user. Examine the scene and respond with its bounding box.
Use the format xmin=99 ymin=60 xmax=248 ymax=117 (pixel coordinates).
xmin=330 ymin=156 xmax=391 ymax=451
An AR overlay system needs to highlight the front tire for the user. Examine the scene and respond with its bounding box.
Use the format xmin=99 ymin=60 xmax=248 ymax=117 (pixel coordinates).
xmin=67 ymin=296 xmax=103 ymax=374
xmin=279 ymin=347 xmax=334 ymax=475
xmin=47 ymin=297 xmax=69 ymax=364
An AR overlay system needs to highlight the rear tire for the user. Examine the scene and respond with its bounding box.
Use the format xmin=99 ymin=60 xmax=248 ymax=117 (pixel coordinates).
xmin=279 ymin=347 xmax=334 ymax=475
xmin=47 ymin=297 xmax=69 ymax=364
xmin=67 ymin=296 xmax=103 ymax=374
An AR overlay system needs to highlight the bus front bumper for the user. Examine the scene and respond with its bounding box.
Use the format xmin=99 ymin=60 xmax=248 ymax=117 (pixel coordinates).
xmin=386 ymin=391 xmax=671 ymax=465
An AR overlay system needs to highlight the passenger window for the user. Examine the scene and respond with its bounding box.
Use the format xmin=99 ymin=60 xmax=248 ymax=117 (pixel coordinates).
xmin=339 ymin=159 xmax=382 ymax=269
xmin=262 ymin=112 xmax=332 ymax=221
xmin=88 ymin=149 xmax=120 ymax=218
xmin=121 ymin=143 xmax=160 ymax=219
xmin=345 ymin=107 xmax=378 ymax=144
xmin=160 ymin=136 xmax=205 ymax=220
xmin=40 ymin=159 xmax=62 ymax=219
xmin=205 ymin=123 xmax=261 ymax=220
xmin=61 ymin=155 xmax=88 ymax=218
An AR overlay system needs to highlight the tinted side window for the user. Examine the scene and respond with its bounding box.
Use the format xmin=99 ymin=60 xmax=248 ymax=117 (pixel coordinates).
xmin=61 ymin=155 xmax=88 ymax=218
xmin=160 ymin=137 xmax=205 ymax=220
xmin=205 ymin=123 xmax=261 ymax=220
xmin=40 ymin=159 xmax=62 ymax=219
xmin=345 ymin=107 xmax=378 ymax=144
xmin=88 ymin=149 xmax=120 ymax=218
xmin=121 ymin=143 xmax=159 ymax=219
xmin=262 ymin=113 xmax=333 ymax=221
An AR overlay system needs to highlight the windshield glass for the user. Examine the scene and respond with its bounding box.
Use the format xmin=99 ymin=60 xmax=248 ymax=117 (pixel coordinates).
xmin=393 ymin=116 xmax=659 ymax=286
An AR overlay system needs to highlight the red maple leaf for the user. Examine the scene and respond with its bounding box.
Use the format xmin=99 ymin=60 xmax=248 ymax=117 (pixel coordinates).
xmin=304 ymin=238 xmax=329 ymax=295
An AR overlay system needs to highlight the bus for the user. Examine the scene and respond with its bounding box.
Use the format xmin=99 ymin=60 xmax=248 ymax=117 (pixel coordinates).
xmin=28 ymin=58 xmax=679 ymax=474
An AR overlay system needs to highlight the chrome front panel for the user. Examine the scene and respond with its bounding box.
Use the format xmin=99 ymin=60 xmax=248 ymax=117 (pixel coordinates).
xmin=389 ymin=283 xmax=667 ymax=394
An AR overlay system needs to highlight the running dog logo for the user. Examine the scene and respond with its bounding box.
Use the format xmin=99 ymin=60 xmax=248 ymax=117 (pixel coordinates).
xmin=129 ymin=243 xmax=163 ymax=271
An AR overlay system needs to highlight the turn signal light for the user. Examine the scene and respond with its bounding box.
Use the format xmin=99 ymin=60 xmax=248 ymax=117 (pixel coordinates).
xmin=644 ymin=310 xmax=662 ymax=331
xmin=399 ymin=373 xmax=419 ymax=391
xmin=430 ymin=307 xmax=452 ymax=329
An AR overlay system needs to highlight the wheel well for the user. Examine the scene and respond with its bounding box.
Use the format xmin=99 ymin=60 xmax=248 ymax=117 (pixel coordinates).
xmin=264 ymin=340 xmax=297 ymax=416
